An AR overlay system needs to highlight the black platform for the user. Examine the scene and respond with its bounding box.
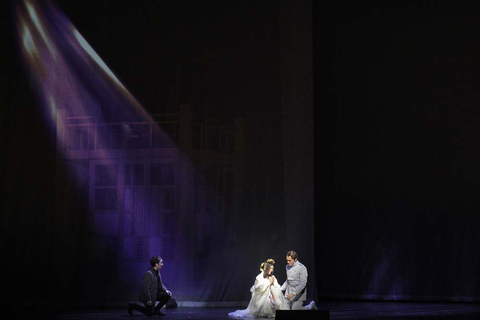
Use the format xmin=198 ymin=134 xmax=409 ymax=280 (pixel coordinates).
xmin=8 ymin=300 xmax=480 ymax=319
xmin=276 ymin=309 xmax=330 ymax=319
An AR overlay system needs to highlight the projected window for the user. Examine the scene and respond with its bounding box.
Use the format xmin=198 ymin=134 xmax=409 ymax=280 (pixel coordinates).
xmin=94 ymin=164 xmax=118 ymax=186
xmin=206 ymin=125 xmax=220 ymax=151
xmin=199 ymin=119 xmax=234 ymax=154
xmin=136 ymin=237 xmax=145 ymax=261
xmin=191 ymin=123 xmax=203 ymax=149
xmin=193 ymin=168 xmax=213 ymax=217
xmin=221 ymin=129 xmax=235 ymax=155
xmin=94 ymin=164 xmax=118 ymax=210
xmin=194 ymin=167 xmax=234 ymax=216
xmin=124 ymin=124 xmax=150 ymax=149
xmin=97 ymin=125 xmax=123 ymax=149
xmin=151 ymin=114 xmax=179 ymax=148
xmin=94 ymin=188 xmax=118 ymax=210
xmin=163 ymin=188 xmax=174 ymax=210
xmin=150 ymin=163 xmax=175 ymax=186
xmin=106 ymin=237 xmax=119 ymax=260
xmin=65 ymin=117 xmax=96 ymax=150
xmin=66 ymin=125 xmax=95 ymax=150
xmin=125 ymin=163 xmax=145 ymax=186
xmin=151 ymin=163 xmax=175 ymax=212
xmin=161 ymin=123 xmax=179 ymax=145
xmin=150 ymin=163 xmax=175 ymax=225
xmin=220 ymin=169 xmax=234 ymax=213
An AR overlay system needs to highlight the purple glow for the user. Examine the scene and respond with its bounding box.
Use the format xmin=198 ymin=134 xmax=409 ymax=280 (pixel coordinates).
xmin=15 ymin=0 xmax=240 ymax=303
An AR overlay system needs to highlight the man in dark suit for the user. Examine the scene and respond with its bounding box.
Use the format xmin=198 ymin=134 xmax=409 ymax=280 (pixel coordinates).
xmin=128 ymin=256 xmax=172 ymax=316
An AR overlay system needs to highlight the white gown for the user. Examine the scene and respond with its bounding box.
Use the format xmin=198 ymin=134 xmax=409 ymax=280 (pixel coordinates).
xmin=229 ymin=272 xmax=290 ymax=318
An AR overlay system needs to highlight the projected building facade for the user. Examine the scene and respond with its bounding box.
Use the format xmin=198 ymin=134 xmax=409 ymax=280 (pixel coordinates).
xmin=56 ymin=104 xmax=245 ymax=299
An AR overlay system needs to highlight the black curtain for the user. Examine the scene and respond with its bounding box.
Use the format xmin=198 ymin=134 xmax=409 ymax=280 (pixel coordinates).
xmin=318 ymin=0 xmax=480 ymax=301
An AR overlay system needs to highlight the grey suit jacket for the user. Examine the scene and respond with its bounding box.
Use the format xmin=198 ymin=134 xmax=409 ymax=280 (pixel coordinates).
xmin=139 ymin=267 xmax=168 ymax=304
xmin=281 ymin=261 xmax=308 ymax=302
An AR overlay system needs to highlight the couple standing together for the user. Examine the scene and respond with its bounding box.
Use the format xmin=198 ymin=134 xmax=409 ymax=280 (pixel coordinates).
xmin=229 ymin=250 xmax=317 ymax=318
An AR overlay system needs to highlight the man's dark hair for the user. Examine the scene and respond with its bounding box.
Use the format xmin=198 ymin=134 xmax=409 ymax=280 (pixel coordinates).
xmin=286 ymin=250 xmax=298 ymax=260
xmin=150 ymin=256 xmax=162 ymax=267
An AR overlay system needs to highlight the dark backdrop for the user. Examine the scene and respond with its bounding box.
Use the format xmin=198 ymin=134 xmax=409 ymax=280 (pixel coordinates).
xmin=7 ymin=0 xmax=480 ymax=308
xmin=319 ymin=1 xmax=480 ymax=301
xmin=1 ymin=0 xmax=315 ymax=308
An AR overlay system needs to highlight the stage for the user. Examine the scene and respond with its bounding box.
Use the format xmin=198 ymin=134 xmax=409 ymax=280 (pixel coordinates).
xmin=11 ymin=300 xmax=478 ymax=320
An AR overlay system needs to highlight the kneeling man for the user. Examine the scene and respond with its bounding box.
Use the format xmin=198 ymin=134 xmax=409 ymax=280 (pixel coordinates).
xmin=281 ymin=250 xmax=309 ymax=310
xmin=128 ymin=256 xmax=172 ymax=316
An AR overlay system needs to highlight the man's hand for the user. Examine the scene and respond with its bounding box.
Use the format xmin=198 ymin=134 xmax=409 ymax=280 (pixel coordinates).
xmin=166 ymin=290 xmax=172 ymax=296
xmin=286 ymin=293 xmax=295 ymax=300
xmin=146 ymin=300 xmax=152 ymax=306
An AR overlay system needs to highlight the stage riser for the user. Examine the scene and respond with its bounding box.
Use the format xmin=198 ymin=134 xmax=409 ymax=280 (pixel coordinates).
xmin=275 ymin=310 xmax=330 ymax=320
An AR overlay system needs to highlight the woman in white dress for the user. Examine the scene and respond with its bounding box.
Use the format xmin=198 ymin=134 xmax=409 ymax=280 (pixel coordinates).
xmin=229 ymin=259 xmax=290 ymax=318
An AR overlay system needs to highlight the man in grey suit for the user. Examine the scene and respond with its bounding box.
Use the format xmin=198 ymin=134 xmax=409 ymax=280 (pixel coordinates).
xmin=281 ymin=250 xmax=309 ymax=310
xmin=128 ymin=256 xmax=172 ymax=316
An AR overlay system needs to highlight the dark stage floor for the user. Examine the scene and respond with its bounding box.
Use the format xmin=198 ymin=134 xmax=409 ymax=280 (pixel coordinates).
xmin=8 ymin=300 xmax=480 ymax=320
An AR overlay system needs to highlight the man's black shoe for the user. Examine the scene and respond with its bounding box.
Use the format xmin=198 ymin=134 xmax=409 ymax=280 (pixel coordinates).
xmin=127 ymin=302 xmax=133 ymax=315
xmin=155 ymin=310 xmax=166 ymax=316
